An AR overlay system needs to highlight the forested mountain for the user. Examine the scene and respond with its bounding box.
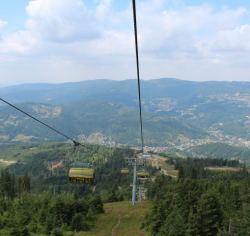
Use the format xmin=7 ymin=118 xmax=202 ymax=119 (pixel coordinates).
xmin=1 ymin=143 xmax=250 ymax=235
xmin=1 ymin=78 xmax=250 ymax=150
xmin=0 ymin=101 xmax=205 ymax=146
xmin=189 ymin=143 xmax=250 ymax=161
xmin=0 ymin=143 xmax=135 ymax=235
xmin=143 ymin=154 xmax=250 ymax=235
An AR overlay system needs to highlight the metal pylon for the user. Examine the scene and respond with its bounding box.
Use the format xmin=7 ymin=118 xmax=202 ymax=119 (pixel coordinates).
xmin=132 ymin=161 xmax=137 ymax=206
xmin=127 ymin=155 xmax=145 ymax=206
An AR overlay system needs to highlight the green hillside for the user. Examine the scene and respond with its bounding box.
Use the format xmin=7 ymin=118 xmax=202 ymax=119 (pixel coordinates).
xmin=1 ymin=78 xmax=250 ymax=154
xmin=0 ymin=143 xmax=152 ymax=235
xmin=0 ymin=101 xmax=205 ymax=146
xmin=1 ymin=142 xmax=250 ymax=235
xmin=189 ymin=143 xmax=250 ymax=164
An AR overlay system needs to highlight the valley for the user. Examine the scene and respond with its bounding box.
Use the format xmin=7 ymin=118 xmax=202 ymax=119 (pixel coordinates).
xmin=1 ymin=0 xmax=250 ymax=234
xmin=1 ymin=79 xmax=250 ymax=152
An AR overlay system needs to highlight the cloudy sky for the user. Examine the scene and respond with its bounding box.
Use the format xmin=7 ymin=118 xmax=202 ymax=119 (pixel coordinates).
xmin=0 ymin=0 xmax=250 ymax=86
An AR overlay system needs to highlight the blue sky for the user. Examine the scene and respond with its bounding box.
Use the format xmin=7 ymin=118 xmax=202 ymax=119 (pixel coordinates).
xmin=2 ymin=1 xmax=250 ymax=23
xmin=0 ymin=0 xmax=250 ymax=86
xmin=0 ymin=1 xmax=27 ymax=33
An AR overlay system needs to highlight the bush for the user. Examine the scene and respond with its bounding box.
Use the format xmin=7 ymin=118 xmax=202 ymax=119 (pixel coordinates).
xmin=51 ymin=228 xmax=63 ymax=236
xmin=71 ymin=213 xmax=89 ymax=232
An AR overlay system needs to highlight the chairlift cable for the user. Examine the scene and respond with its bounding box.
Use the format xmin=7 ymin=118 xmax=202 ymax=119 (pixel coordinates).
xmin=132 ymin=0 xmax=144 ymax=153
xmin=0 ymin=97 xmax=82 ymax=147
xmin=0 ymin=0 xmax=144 ymax=153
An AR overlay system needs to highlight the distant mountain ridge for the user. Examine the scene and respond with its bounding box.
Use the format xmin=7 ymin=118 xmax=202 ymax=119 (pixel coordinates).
xmin=1 ymin=78 xmax=250 ymax=149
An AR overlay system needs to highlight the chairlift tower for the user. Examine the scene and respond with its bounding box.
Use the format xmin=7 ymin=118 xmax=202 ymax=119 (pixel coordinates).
xmin=137 ymin=185 xmax=146 ymax=203
xmin=127 ymin=154 xmax=146 ymax=206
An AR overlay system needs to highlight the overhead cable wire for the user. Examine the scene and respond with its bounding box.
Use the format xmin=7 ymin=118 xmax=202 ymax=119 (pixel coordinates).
xmin=132 ymin=0 xmax=144 ymax=152
xmin=0 ymin=97 xmax=81 ymax=146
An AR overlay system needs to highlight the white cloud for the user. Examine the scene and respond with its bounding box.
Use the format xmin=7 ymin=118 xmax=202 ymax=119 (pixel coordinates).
xmin=0 ymin=20 xmax=7 ymax=30
xmin=211 ymin=24 xmax=250 ymax=52
xmin=26 ymin=0 xmax=100 ymax=43
xmin=0 ymin=0 xmax=101 ymax=56
xmin=95 ymin=0 xmax=113 ymax=21
xmin=0 ymin=31 xmax=38 ymax=54
xmin=0 ymin=19 xmax=7 ymax=45
xmin=136 ymin=4 xmax=249 ymax=57
xmin=131 ymin=1 xmax=250 ymax=81
xmin=1 ymin=0 xmax=250 ymax=84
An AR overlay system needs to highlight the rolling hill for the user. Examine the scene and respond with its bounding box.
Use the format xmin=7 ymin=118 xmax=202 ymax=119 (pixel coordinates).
xmin=1 ymin=78 xmax=250 ymax=149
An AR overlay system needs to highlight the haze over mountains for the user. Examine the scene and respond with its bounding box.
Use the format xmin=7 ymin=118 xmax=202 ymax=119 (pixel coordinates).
xmin=1 ymin=78 xmax=250 ymax=153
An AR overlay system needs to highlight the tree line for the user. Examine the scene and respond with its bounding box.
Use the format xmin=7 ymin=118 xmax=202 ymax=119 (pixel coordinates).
xmin=143 ymin=157 xmax=250 ymax=235
xmin=0 ymin=171 xmax=104 ymax=235
xmin=0 ymin=144 xmax=137 ymax=235
xmin=0 ymin=169 xmax=30 ymax=200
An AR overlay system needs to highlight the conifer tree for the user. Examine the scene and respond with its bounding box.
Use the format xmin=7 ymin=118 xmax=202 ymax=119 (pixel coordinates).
xmin=197 ymin=192 xmax=223 ymax=236
xmin=187 ymin=209 xmax=200 ymax=235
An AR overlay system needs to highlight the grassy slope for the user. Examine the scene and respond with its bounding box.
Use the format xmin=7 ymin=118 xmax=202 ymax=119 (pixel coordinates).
xmin=150 ymin=154 xmax=178 ymax=178
xmin=77 ymin=201 xmax=151 ymax=236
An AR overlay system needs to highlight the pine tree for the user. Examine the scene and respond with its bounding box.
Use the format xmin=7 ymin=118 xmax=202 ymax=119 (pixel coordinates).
xmin=178 ymin=166 xmax=185 ymax=179
xmin=71 ymin=213 xmax=89 ymax=231
xmin=197 ymin=192 xmax=223 ymax=236
xmin=187 ymin=209 xmax=200 ymax=235
xmin=23 ymin=174 xmax=31 ymax=193
xmin=160 ymin=208 xmax=185 ymax=236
